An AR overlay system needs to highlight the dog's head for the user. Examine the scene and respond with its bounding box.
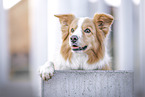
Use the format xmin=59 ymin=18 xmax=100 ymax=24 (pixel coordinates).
xmin=55 ymin=13 xmax=113 ymax=64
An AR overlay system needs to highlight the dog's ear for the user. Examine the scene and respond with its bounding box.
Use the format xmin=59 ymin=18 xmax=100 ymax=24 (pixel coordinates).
xmin=93 ymin=13 xmax=114 ymax=36
xmin=54 ymin=14 xmax=75 ymax=26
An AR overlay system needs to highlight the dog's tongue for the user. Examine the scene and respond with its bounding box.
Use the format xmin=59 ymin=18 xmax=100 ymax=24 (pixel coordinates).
xmin=72 ymin=46 xmax=79 ymax=49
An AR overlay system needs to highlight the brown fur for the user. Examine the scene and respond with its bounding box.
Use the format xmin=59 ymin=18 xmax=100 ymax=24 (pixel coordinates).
xmin=86 ymin=14 xmax=113 ymax=64
xmin=93 ymin=14 xmax=114 ymax=37
xmin=54 ymin=14 xmax=75 ymax=61
xmin=86 ymin=33 xmax=105 ymax=65
xmin=79 ymin=18 xmax=105 ymax=64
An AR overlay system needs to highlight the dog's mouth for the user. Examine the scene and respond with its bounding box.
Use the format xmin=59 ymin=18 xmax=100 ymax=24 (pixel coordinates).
xmin=72 ymin=45 xmax=88 ymax=51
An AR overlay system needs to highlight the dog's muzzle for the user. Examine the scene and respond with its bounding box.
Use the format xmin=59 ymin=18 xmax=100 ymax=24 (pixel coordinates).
xmin=70 ymin=35 xmax=87 ymax=51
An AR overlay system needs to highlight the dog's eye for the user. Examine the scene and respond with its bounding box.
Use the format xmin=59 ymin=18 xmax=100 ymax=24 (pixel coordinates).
xmin=71 ymin=28 xmax=74 ymax=33
xmin=84 ymin=28 xmax=91 ymax=33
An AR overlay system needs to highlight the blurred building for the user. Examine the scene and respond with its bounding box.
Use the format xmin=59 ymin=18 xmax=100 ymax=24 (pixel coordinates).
xmin=9 ymin=0 xmax=30 ymax=81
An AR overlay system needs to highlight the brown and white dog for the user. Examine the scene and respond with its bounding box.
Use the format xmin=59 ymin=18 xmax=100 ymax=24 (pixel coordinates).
xmin=39 ymin=13 xmax=114 ymax=80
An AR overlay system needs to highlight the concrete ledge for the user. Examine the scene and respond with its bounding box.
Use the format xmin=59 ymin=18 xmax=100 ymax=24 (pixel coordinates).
xmin=42 ymin=70 xmax=133 ymax=97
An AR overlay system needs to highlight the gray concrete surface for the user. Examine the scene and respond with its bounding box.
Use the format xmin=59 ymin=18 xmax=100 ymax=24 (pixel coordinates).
xmin=42 ymin=70 xmax=133 ymax=97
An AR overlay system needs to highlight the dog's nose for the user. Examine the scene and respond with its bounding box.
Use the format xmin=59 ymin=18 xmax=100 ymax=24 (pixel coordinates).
xmin=70 ymin=35 xmax=78 ymax=43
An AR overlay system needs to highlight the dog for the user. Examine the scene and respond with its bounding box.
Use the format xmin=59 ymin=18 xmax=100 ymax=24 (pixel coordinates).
xmin=39 ymin=13 xmax=114 ymax=80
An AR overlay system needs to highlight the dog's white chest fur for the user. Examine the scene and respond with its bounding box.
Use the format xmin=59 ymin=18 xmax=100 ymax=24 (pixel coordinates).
xmin=67 ymin=53 xmax=88 ymax=69
xmin=54 ymin=51 xmax=110 ymax=70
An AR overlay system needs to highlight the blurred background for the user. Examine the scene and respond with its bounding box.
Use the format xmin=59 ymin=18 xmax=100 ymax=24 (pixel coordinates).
xmin=0 ymin=0 xmax=145 ymax=97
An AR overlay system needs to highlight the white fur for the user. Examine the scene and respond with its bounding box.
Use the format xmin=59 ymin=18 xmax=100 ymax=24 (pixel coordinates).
xmin=39 ymin=17 xmax=111 ymax=80
xmin=39 ymin=61 xmax=54 ymax=80
xmin=72 ymin=18 xmax=86 ymax=37
xmin=69 ymin=18 xmax=87 ymax=47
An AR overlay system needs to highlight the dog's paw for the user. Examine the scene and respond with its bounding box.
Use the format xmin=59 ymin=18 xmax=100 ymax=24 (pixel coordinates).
xmin=38 ymin=62 xmax=54 ymax=81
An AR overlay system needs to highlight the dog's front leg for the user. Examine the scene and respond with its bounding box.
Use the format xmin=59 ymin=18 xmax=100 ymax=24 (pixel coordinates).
xmin=38 ymin=61 xmax=54 ymax=81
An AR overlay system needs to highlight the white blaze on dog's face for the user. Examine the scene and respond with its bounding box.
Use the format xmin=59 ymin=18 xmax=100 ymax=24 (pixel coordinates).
xmin=69 ymin=17 xmax=97 ymax=53
xmin=55 ymin=14 xmax=114 ymax=64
